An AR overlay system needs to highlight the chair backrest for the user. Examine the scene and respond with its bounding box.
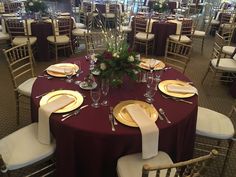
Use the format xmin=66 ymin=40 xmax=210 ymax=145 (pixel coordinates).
xmin=51 ymin=17 xmax=72 ymax=42
xmin=142 ymin=149 xmax=218 ymax=177
xmin=180 ymin=18 xmax=193 ymax=37
xmin=5 ymin=18 xmax=29 ymax=42
xmin=84 ymin=32 xmax=107 ymax=55
xmin=3 ymin=42 xmax=35 ymax=91
xmin=220 ymin=12 xmax=231 ymax=25
xmin=221 ymin=25 xmax=235 ymax=45
xmin=83 ymin=2 xmax=92 ymax=13
xmin=164 ymin=38 xmax=192 ymax=73
xmin=133 ymin=15 xmax=152 ymax=38
xmin=211 ymin=32 xmax=225 ymax=67
xmin=4 ymin=2 xmax=21 ymax=13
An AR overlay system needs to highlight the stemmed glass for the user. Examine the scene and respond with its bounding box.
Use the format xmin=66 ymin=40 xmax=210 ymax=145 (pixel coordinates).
xmin=90 ymin=87 xmax=101 ymax=108
xmin=144 ymin=72 xmax=154 ymax=97
xmin=64 ymin=67 xmax=75 ymax=83
xmin=145 ymin=78 xmax=157 ymax=103
xmin=149 ymin=59 xmax=157 ymax=73
xmin=101 ymin=79 xmax=109 ymax=106
xmin=74 ymin=60 xmax=83 ymax=85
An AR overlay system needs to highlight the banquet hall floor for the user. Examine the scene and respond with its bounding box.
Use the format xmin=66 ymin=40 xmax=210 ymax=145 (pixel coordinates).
xmin=0 ymin=35 xmax=235 ymax=177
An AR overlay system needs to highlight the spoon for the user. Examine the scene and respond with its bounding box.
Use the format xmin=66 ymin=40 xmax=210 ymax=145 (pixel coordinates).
xmin=158 ymin=108 xmax=171 ymax=124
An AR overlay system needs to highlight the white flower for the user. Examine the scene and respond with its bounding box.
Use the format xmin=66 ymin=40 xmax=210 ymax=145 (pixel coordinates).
xmin=128 ymin=56 xmax=134 ymax=62
xmin=100 ymin=63 xmax=106 ymax=70
xmin=160 ymin=4 xmax=163 ymax=8
xmin=28 ymin=2 xmax=34 ymax=6
xmin=133 ymin=69 xmax=139 ymax=74
xmin=113 ymin=52 xmax=118 ymax=58
xmin=91 ymin=54 xmax=97 ymax=62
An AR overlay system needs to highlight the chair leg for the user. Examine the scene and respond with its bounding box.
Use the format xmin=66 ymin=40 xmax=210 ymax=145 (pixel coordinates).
xmin=16 ymin=92 xmax=20 ymax=125
xmin=201 ymin=66 xmax=210 ymax=84
xmin=55 ymin=45 xmax=58 ymax=62
xmin=220 ymin=140 xmax=234 ymax=177
xmin=145 ymin=43 xmax=148 ymax=56
xmin=201 ymin=37 xmax=205 ymax=55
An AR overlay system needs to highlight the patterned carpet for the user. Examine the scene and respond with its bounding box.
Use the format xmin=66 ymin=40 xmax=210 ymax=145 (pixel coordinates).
xmin=0 ymin=35 xmax=235 ymax=176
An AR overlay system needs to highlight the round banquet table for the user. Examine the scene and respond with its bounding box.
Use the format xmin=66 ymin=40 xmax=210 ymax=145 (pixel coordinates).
xmin=31 ymin=57 xmax=198 ymax=177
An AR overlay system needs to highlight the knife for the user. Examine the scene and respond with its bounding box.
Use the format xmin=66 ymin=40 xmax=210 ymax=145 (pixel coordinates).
xmin=157 ymin=109 xmax=164 ymax=121
xmin=61 ymin=105 xmax=88 ymax=121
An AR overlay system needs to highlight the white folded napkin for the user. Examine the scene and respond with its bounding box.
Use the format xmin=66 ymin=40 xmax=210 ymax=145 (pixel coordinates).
xmin=46 ymin=65 xmax=74 ymax=74
xmin=141 ymin=59 xmax=160 ymax=68
xmin=166 ymin=84 xmax=198 ymax=94
xmin=125 ymin=104 xmax=159 ymax=159
xmin=38 ymin=95 xmax=74 ymax=144
xmin=146 ymin=19 xmax=157 ymax=33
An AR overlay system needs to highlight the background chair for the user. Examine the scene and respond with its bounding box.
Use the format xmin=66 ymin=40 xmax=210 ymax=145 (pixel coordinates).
xmin=0 ymin=122 xmax=56 ymax=176
xmin=195 ymin=102 xmax=236 ymax=176
xmin=3 ymin=42 xmax=36 ymax=125
xmin=164 ymin=39 xmax=192 ymax=73
xmin=169 ymin=18 xmax=193 ymax=44
xmin=132 ymin=15 xmax=155 ymax=56
xmin=201 ymin=32 xmax=236 ymax=85
xmin=47 ymin=17 xmax=73 ymax=62
xmin=117 ymin=149 xmax=218 ymax=177
xmin=84 ymin=31 xmax=107 ymax=55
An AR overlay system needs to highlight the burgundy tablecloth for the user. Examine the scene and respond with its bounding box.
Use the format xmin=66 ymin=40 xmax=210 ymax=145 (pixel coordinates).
xmin=31 ymin=22 xmax=53 ymax=61
xmin=31 ymin=57 xmax=198 ymax=177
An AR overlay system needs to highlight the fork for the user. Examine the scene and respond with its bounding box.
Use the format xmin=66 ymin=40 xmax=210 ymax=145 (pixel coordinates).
xmin=161 ymin=94 xmax=193 ymax=104
xmin=109 ymin=114 xmax=115 ymax=131
xmin=35 ymin=89 xmax=56 ymax=99
xmin=110 ymin=106 xmax=118 ymax=125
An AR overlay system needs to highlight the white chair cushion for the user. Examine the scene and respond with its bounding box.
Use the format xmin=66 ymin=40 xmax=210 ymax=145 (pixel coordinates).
xmin=0 ymin=32 xmax=10 ymax=40
xmin=222 ymin=46 xmax=236 ymax=55
xmin=169 ymin=35 xmax=191 ymax=43
xmin=12 ymin=36 xmax=37 ymax=46
xmin=17 ymin=77 xmax=36 ymax=97
xmin=193 ymin=30 xmax=205 ymax=37
xmin=196 ymin=107 xmax=235 ymax=139
xmin=211 ymin=58 xmax=236 ymax=72
xmin=220 ymin=23 xmax=232 ymax=29
xmin=47 ymin=35 xmax=70 ymax=44
xmin=135 ymin=32 xmax=154 ymax=41
xmin=120 ymin=26 xmax=132 ymax=33
xmin=0 ymin=123 xmax=56 ymax=170
xmin=75 ymin=22 xmax=86 ymax=29
xmin=117 ymin=151 xmax=175 ymax=177
xmin=211 ymin=19 xmax=220 ymax=25
xmin=72 ymin=28 xmax=87 ymax=37
xmin=102 ymin=13 xmax=115 ymax=18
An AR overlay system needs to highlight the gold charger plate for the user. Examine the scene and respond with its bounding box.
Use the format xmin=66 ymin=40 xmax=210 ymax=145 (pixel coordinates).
xmin=46 ymin=63 xmax=79 ymax=77
xmin=113 ymin=100 xmax=158 ymax=127
xmin=39 ymin=90 xmax=83 ymax=113
xmin=158 ymin=80 xmax=195 ymax=98
xmin=139 ymin=59 xmax=165 ymax=71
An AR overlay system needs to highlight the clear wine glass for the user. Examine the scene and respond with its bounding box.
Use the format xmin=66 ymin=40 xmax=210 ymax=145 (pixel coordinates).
xmin=90 ymin=87 xmax=101 ymax=108
xmin=144 ymin=72 xmax=154 ymax=97
xmin=64 ymin=67 xmax=74 ymax=83
xmin=145 ymin=79 xmax=157 ymax=103
xmin=101 ymin=79 xmax=109 ymax=106
xmin=149 ymin=59 xmax=157 ymax=73
xmin=74 ymin=60 xmax=83 ymax=85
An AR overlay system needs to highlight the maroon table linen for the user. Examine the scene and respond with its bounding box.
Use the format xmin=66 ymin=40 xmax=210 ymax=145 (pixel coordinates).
xmin=31 ymin=57 xmax=198 ymax=177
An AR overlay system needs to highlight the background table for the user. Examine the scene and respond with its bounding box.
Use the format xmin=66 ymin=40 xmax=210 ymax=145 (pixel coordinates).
xmin=31 ymin=57 xmax=198 ymax=177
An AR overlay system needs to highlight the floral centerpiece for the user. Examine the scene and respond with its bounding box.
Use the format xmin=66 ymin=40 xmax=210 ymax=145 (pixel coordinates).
xmin=25 ymin=0 xmax=47 ymax=13
xmin=153 ymin=0 xmax=168 ymax=13
xmin=93 ymin=33 xmax=140 ymax=87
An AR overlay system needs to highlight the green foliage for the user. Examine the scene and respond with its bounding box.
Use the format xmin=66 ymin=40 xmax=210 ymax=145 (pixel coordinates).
xmin=94 ymin=41 xmax=140 ymax=87
xmin=25 ymin=0 xmax=47 ymax=13
xmin=153 ymin=1 xmax=168 ymax=13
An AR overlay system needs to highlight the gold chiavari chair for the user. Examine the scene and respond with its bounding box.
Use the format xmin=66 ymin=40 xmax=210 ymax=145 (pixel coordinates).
xmin=164 ymin=39 xmax=192 ymax=73
xmin=201 ymin=32 xmax=236 ymax=85
xmin=132 ymin=15 xmax=155 ymax=56
xmin=3 ymin=42 xmax=36 ymax=125
xmin=47 ymin=16 xmax=73 ymax=62
xmin=117 ymin=149 xmax=218 ymax=177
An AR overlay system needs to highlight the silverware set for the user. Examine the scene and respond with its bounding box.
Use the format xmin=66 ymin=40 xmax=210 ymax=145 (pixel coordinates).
xmin=35 ymin=89 xmax=56 ymax=99
xmin=161 ymin=94 xmax=193 ymax=104
xmin=61 ymin=104 xmax=88 ymax=121
xmin=109 ymin=106 xmax=118 ymax=131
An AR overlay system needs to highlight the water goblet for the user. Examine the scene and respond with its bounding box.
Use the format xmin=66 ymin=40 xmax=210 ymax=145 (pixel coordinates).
xmin=149 ymin=59 xmax=157 ymax=73
xmin=101 ymin=79 xmax=109 ymax=106
xmin=144 ymin=71 xmax=154 ymax=97
xmin=64 ymin=67 xmax=74 ymax=83
xmin=90 ymin=87 xmax=101 ymax=108
xmin=145 ymin=80 xmax=157 ymax=103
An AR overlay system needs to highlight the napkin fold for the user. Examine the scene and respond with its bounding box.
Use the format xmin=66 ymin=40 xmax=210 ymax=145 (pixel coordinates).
xmin=141 ymin=59 xmax=160 ymax=69
xmin=166 ymin=84 xmax=198 ymax=94
xmin=125 ymin=104 xmax=159 ymax=159
xmin=46 ymin=65 xmax=73 ymax=74
xmin=38 ymin=95 xmax=74 ymax=144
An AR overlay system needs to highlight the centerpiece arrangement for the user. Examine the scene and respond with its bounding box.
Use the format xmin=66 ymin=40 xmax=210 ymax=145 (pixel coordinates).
xmin=93 ymin=32 xmax=140 ymax=87
xmin=25 ymin=0 xmax=47 ymax=13
xmin=153 ymin=0 xmax=168 ymax=13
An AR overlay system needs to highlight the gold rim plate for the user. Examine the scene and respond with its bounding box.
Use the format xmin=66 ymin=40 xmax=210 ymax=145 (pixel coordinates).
xmin=46 ymin=63 xmax=79 ymax=77
xmin=113 ymin=100 xmax=158 ymax=127
xmin=39 ymin=90 xmax=83 ymax=113
xmin=139 ymin=59 xmax=165 ymax=70
xmin=158 ymin=80 xmax=195 ymax=98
